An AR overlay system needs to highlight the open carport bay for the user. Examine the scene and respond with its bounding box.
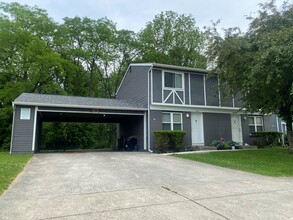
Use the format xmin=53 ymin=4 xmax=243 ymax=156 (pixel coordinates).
xmin=1 ymin=152 xmax=293 ymax=219
xmin=37 ymin=110 xmax=145 ymax=152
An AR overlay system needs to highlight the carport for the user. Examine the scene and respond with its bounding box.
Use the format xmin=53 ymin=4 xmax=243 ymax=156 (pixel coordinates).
xmin=10 ymin=93 xmax=147 ymax=154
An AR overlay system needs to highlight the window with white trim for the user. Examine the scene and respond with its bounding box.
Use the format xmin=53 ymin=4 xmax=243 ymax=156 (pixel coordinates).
xmin=249 ymin=116 xmax=263 ymax=133
xmin=164 ymin=72 xmax=183 ymax=89
xmin=163 ymin=71 xmax=184 ymax=104
xmin=162 ymin=112 xmax=182 ymax=130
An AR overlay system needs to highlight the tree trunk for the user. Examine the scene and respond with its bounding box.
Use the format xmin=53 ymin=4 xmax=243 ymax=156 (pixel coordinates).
xmin=288 ymin=131 xmax=293 ymax=153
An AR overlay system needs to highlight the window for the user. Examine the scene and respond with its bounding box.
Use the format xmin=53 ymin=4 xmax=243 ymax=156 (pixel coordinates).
xmin=20 ymin=108 xmax=31 ymax=120
xmin=163 ymin=71 xmax=184 ymax=104
xmin=249 ymin=116 xmax=263 ymax=133
xmin=164 ymin=72 xmax=183 ymax=89
xmin=162 ymin=112 xmax=182 ymax=130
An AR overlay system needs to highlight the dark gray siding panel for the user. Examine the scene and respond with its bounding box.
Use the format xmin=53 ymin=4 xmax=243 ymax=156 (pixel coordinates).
xmin=149 ymin=110 xmax=192 ymax=150
xmin=263 ymin=115 xmax=278 ymax=131
xmin=206 ymin=77 xmax=219 ymax=106
xmin=203 ymin=113 xmax=231 ymax=145
xmin=220 ymin=88 xmax=233 ymax=107
xmin=184 ymin=73 xmax=189 ymax=104
xmin=234 ymin=93 xmax=243 ymax=108
xmin=11 ymin=106 xmax=35 ymax=154
xmin=116 ymin=66 xmax=149 ymax=107
xmin=190 ymin=74 xmax=204 ymax=105
xmin=241 ymin=114 xmax=255 ymax=145
xmin=183 ymin=112 xmax=192 ymax=148
xmin=150 ymin=110 xmax=162 ymax=150
xmin=152 ymin=69 xmax=162 ymax=103
xmin=242 ymin=114 xmax=281 ymax=146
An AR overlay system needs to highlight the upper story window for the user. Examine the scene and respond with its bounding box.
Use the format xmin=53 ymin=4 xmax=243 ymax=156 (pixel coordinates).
xmin=163 ymin=71 xmax=184 ymax=104
xmin=164 ymin=72 xmax=183 ymax=89
xmin=249 ymin=116 xmax=263 ymax=133
xmin=162 ymin=112 xmax=182 ymax=130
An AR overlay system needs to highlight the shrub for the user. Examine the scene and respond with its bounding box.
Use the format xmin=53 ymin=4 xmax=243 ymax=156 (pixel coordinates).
xmin=153 ymin=130 xmax=186 ymax=153
xmin=250 ymin=131 xmax=282 ymax=148
xmin=211 ymin=139 xmax=241 ymax=150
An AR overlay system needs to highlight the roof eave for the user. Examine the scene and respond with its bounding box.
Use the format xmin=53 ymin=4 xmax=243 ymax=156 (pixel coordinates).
xmin=13 ymin=101 xmax=147 ymax=111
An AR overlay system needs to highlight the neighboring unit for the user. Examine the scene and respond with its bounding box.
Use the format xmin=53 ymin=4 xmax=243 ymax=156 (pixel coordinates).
xmin=10 ymin=63 xmax=284 ymax=154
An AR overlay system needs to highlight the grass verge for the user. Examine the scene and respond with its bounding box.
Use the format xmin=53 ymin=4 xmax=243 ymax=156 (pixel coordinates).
xmin=0 ymin=152 xmax=32 ymax=195
xmin=172 ymin=147 xmax=293 ymax=177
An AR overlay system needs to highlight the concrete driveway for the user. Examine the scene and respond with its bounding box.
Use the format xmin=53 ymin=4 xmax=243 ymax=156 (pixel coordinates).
xmin=0 ymin=152 xmax=293 ymax=220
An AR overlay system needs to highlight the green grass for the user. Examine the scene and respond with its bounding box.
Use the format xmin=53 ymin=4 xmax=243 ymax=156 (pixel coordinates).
xmin=0 ymin=152 xmax=32 ymax=195
xmin=172 ymin=147 xmax=293 ymax=177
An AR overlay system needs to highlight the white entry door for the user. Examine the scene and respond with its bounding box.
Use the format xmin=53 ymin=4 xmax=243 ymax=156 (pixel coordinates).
xmin=191 ymin=113 xmax=204 ymax=146
xmin=231 ymin=114 xmax=243 ymax=145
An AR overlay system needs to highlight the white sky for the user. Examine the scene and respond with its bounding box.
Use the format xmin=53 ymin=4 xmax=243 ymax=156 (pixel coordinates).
xmin=0 ymin=0 xmax=286 ymax=32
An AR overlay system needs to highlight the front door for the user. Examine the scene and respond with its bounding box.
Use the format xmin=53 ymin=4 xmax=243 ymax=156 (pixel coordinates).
xmin=231 ymin=114 xmax=243 ymax=145
xmin=191 ymin=113 xmax=204 ymax=146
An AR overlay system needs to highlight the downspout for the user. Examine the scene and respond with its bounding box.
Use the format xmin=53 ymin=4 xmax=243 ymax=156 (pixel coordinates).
xmin=147 ymin=65 xmax=153 ymax=153
xmin=10 ymin=102 xmax=15 ymax=154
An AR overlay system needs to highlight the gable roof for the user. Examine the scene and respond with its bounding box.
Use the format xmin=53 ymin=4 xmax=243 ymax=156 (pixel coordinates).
xmin=13 ymin=93 xmax=147 ymax=111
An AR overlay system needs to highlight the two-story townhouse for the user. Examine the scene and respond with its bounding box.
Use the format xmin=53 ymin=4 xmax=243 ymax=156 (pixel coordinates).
xmin=10 ymin=63 xmax=285 ymax=154
xmin=117 ymin=63 xmax=285 ymax=150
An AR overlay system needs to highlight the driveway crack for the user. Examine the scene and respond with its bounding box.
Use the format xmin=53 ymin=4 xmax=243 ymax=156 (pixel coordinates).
xmin=161 ymin=186 xmax=230 ymax=220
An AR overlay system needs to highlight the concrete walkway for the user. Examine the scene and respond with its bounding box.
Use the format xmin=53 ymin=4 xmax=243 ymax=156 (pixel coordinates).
xmin=0 ymin=152 xmax=293 ymax=219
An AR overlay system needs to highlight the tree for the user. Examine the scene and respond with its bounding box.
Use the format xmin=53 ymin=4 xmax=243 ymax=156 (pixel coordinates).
xmin=139 ymin=11 xmax=206 ymax=68
xmin=0 ymin=2 xmax=67 ymax=149
xmin=206 ymin=1 xmax=293 ymax=152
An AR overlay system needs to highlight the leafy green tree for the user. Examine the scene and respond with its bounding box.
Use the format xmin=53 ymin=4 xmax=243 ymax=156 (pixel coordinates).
xmin=139 ymin=11 xmax=206 ymax=68
xmin=0 ymin=2 xmax=67 ymax=149
xmin=206 ymin=1 xmax=293 ymax=152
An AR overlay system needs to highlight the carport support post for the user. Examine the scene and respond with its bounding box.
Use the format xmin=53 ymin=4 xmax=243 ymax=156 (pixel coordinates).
xmin=31 ymin=106 xmax=38 ymax=152
xmin=10 ymin=104 xmax=16 ymax=154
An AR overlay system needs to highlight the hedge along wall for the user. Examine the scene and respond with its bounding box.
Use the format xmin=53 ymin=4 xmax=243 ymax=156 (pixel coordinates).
xmin=250 ymin=131 xmax=283 ymax=147
xmin=153 ymin=130 xmax=186 ymax=153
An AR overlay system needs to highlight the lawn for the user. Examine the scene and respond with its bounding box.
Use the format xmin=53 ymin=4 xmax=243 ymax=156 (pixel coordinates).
xmin=0 ymin=152 xmax=31 ymax=195
xmin=172 ymin=147 xmax=293 ymax=177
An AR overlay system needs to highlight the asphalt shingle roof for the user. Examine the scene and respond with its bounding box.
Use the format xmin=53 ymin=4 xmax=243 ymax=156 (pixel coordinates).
xmin=14 ymin=93 xmax=146 ymax=110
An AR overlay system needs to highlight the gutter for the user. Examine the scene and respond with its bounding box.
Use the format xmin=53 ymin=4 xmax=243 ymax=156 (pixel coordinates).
xmin=147 ymin=64 xmax=153 ymax=153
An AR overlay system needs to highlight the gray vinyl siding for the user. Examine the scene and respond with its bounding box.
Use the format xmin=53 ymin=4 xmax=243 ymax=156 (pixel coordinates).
xmin=149 ymin=110 xmax=191 ymax=150
xmin=242 ymin=114 xmax=281 ymax=145
xmin=263 ymin=115 xmax=279 ymax=132
xmin=11 ymin=106 xmax=35 ymax=154
xmin=234 ymin=93 xmax=243 ymax=108
xmin=203 ymin=113 xmax=232 ymax=145
xmin=116 ymin=66 xmax=149 ymax=107
xmin=150 ymin=110 xmax=162 ymax=149
xmin=241 ymin=114 xmax=252 ymax=145
xmin=205 ymin=77 xmax=219 ymax=106
xmin=184 ymin=73 xmax=189 ymax=104
xmin=183 ymin=112 xmax=192 ymax=147
xmin=152 ymin=69 xmax=162 ymax=103
xmin=220 ymin=87 xmax=233 ymax=107
xmin=190 ymin=74 xmax=205 ymax=105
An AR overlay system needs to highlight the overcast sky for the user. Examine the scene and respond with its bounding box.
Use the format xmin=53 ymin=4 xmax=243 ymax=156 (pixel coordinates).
xmin=1 ymin=0 xmax=285 ymax=32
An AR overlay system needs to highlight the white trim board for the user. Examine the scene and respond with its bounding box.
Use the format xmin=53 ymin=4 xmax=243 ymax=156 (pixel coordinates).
xmin=151 ymin=103 xmax=243 ymax=114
